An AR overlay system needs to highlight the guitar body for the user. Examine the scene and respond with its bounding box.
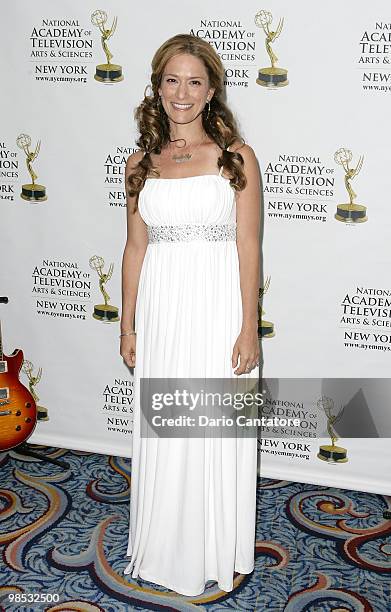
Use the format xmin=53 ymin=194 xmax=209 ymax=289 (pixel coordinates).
xmin=0 ymin=348 xmax=37 ymax=451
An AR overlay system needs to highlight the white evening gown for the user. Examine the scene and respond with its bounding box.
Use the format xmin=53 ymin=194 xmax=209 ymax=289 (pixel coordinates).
xmin=123 ymin=168 xmax=259 ymax=596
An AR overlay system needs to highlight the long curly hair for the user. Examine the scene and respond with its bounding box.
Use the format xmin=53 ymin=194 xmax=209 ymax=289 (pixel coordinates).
xmin=127 ymin=34 xmax=246 ymax=209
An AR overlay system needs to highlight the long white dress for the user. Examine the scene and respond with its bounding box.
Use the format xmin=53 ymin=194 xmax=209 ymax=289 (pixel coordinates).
xmin=123 ymin=167 xmax=259 ymax=596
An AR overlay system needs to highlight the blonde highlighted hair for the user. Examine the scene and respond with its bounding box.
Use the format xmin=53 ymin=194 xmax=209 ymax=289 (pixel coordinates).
xmin=127 ymin=34 xmax=246 ymax=208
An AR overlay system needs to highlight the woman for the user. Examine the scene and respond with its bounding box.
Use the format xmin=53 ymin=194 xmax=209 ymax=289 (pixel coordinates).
xmin=121 ymin=33 xmax=261 ymax=596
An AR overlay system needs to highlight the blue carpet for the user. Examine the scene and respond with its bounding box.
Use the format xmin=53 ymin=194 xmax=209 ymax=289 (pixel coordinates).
xmin=0 ymin=445 xmax=390 ymax=611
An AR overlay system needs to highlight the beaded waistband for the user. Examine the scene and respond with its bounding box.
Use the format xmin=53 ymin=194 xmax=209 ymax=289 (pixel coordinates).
xmin=147 ymin=223 xmax=237 ymax=243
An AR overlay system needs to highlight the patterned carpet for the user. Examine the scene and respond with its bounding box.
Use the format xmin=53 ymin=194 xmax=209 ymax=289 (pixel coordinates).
xmin=0 ymin=445 xmax=390 ymax=612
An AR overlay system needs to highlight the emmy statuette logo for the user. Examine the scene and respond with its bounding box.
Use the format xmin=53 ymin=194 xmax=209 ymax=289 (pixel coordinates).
xmin=91 ymin=9 xmax=123 ymax=83
xmin=317 ymin=396 xmax=348 ymax=464
xmin=22 ymin=360 xmax=48 ymax=421
xmin=254 ymin=10 xmax=288 ymax=88
xmin=258 ymin=275 xmax=275 ymax=338
xmin=16 ymin=134 xmax=47 ymax=202
xmin=89 ymin=255 xmax=119 ymax=322
xmin=334 ymin=148 xmax=367 ymax=223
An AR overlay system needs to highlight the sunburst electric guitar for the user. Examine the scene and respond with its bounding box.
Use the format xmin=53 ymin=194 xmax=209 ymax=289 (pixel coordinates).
xmin=0 ymin=320 xmax=37 ymax=451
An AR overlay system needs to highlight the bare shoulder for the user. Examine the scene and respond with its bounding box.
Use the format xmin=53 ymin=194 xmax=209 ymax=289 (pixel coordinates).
xmin=229 ymin=140 xmax=257 ymax=163
xmin=125 ymin=149 xmax=144 ymax=176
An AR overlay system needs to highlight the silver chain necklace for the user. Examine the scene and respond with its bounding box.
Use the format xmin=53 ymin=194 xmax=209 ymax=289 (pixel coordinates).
xmin=170 ymin=137 xmax=205 ymax=163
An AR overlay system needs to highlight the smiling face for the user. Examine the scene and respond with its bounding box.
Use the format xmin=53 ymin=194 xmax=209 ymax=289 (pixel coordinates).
xmin=158 ymin=53 xmax=215 ymax=126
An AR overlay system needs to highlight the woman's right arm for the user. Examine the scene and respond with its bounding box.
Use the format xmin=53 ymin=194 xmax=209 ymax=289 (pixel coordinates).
xmin=120 ymin=151 xmax=148 ymax=368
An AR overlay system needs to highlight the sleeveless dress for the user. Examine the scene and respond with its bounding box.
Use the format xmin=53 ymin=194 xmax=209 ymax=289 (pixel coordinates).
xmin=123 ymin=165 xmax=260 ymax=596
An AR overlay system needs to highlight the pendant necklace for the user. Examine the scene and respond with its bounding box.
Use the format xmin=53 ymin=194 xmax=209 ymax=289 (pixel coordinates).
xmin=170 ymin=136 xmax=205 ymax=163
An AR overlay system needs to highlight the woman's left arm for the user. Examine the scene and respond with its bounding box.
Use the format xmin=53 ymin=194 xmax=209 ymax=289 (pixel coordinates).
xmin=231 ymin=143 xmax=262 ymax=375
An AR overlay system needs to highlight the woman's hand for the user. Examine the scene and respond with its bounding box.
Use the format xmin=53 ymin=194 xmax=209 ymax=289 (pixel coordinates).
xmin=120 ymin=335 xmax=136 ymax=369
xmin=231 ymin=327 xmax=260 ymax=376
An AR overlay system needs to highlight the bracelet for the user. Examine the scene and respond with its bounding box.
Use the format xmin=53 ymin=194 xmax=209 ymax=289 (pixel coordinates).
xmin=119 ymin=331 xmax=137 ymax=337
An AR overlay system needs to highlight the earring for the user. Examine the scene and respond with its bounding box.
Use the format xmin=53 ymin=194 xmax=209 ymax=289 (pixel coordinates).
xmin=157 ymin=96 xmax=165 ymax=114
xmin=205 ymin=100 xmax=210 ymax=120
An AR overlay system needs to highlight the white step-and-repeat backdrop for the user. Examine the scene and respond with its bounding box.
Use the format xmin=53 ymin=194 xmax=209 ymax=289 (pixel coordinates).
xmin=2 ymin=1 xmax=390 ymax=495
